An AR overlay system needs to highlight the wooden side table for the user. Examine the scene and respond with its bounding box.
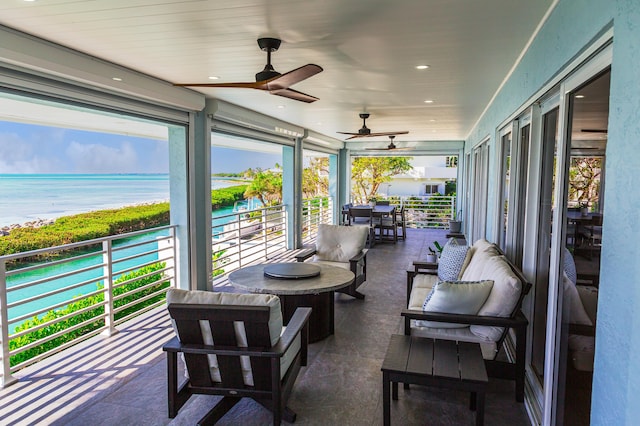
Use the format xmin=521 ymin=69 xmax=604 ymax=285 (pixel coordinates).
xmin=381 ymin=334 xmax=488 ymax=426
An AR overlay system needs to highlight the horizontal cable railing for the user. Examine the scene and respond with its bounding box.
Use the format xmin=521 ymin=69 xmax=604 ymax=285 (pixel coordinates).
xmin=375 ymin=195 xmax=456 ymax=229
xmin=0 ymin=225 xmax=176 ymax=387
xmin=211 ymin=197 xmax=333 ymax=286
xmin=302 ymin=197 xmax=333 ymax=244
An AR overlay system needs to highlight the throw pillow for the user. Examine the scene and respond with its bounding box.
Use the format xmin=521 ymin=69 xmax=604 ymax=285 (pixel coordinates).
xmin=418 ymin=280 xmax=494 ymax=328
xmin=438 ymin=243 xmax=471 ymax=281
xmin=563 ymin=247 xmax=577 ymax=285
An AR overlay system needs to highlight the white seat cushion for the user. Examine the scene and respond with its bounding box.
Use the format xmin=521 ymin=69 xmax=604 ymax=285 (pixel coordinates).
xmin=314 ymin=224 xmax=368 ymax=263
xmin=410 ymin=323 xmax=498 ymax=359
xmin=408 ymin=274 xmax=439 ymax=310
xmin=166 ymin=289 xmax=298 ymax=386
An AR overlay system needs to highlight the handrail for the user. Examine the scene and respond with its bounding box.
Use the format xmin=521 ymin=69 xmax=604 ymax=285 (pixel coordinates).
xmin=370 ymin=195 xmax=456 ymax=229
xmin=210 ymin=197 xmax=333 ymax=283
xmin=0 ymin=225 xmax=177 ymax=387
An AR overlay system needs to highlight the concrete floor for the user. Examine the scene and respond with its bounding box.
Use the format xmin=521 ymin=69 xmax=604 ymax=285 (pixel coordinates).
xmin=1 ymin=228 xmax=530 ymax=425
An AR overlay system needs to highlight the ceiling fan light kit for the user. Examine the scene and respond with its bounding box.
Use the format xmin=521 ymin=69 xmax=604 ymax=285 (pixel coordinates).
xmin=174 ymin=38 xmax=323 ymax=103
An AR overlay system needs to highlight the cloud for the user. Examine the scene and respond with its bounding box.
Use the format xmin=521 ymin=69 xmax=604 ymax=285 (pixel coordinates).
xmin=0 ymin=131 xmax=61 ymax=173
xmin=65 ymin=140 xmax=139 ymax=173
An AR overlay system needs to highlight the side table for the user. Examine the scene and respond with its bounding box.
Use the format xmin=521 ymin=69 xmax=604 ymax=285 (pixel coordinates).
xmin=381 ymin=334 xmax=488 ymax=426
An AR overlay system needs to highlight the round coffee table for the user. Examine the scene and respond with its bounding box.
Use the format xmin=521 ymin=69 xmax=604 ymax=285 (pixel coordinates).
xmin=228 ymin=263 xmax=355 ymax=343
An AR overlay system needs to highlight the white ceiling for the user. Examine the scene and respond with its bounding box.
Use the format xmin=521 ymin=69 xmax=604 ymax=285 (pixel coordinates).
xmin=0 ymin=0 xmax=555 ymax=145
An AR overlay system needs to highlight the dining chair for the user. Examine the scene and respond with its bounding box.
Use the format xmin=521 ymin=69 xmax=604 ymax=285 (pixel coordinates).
xmin=395 ymin=205 xmax=407 ymax=240
xmin=373 ymin=206 xmax=398 ymax=243
xmin=349 ymin=207 xmax=375 ymax=247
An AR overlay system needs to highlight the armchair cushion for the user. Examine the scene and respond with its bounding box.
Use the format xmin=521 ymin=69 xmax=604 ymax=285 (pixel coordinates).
xmin=166 ymin=289 xmax=299 ymax=385
xmin=419 ymin=280 xmax=494 ymax=328
xmin=438 ymin=241 xmax=471 ymax=281
xmin=314 ymin=224 xmax=368 ymax=263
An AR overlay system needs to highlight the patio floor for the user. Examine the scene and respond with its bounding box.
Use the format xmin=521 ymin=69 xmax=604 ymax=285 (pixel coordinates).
xmin=0 ymin=228 xmax=530 ymax=425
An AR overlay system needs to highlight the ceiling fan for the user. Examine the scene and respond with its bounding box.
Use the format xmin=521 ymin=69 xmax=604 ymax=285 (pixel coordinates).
xmin=365 ymin=135 xmax=414 ymax=151
xmin=337 ymin=113 xmax=409 ymax=140
xmin=173 ymin=38 xmax=323 ymax=103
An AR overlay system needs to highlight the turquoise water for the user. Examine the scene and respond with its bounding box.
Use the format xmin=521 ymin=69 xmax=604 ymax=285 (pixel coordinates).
xmin=0 ymin=173 xmax=243 ymax=227
xmin=1 ymin=173 xmax=247 ymax=332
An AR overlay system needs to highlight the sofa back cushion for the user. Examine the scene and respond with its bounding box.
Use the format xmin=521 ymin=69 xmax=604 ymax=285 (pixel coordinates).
xmin=167 ymin=289 xmax=283 ymax=346
xmin=460 ymin=240 xmax=501 ymax=282
xmin=314 ymin=224 xmax=368 ymax=263
xmin=469 ymin=255 xmax=522 ymax=341
xmin=166 ymin=289 xmax=286 ymax=386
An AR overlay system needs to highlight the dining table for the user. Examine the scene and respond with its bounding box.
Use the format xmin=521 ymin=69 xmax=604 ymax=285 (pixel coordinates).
xmin=227 ymin=263 xmax=355 ymax=343
xmin=349 ymin=204 xmax=396 ymax=216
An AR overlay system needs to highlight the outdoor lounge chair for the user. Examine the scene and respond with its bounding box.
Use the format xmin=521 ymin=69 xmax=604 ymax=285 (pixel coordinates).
xmin=295 ymin=223 xmax=369 ymax=299
xmin=163 ymin=289 xmax=311 ymax=425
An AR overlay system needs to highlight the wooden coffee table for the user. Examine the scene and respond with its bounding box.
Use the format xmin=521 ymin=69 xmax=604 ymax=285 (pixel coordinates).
xmin=381 ymin=334 xmax=488 ymax=426
xmin=228 ymin=263 xmax=354 ymax=343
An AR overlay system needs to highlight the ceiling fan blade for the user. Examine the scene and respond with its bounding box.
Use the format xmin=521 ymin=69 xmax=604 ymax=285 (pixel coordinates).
xmin=271 ymin=88 xmax=319 ymax=103
xmin=173 ymin=81 xmax=265 ymax=89
xmin=341 ymin=131 xmax=409 ymax=140
xmin=265 ymin=64 xmax=323 ymax=90
xmin=581 ymin=128 xmax=608 ymax=133
xmin=362 ymin=131 xmax=410 ymax=137
xmin=365 ymin=146 xmax=414 ymax=151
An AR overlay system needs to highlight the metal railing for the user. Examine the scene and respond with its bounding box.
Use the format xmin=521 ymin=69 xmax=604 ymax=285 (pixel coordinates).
xmin=0 ymin=225 xmax=176 ymax=387
xmin=374 ymin=195 xmax=456 ymax=229
xmin=211 ymin=204 xmax=287 ymax=280
xmin=302 ymin=197 xmax=333 ymax=244
xmin=211 ymin=197 xmax=333 ymax=284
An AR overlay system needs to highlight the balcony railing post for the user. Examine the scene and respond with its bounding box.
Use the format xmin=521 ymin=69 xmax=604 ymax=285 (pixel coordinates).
xmin=236 ymin=213 xmax=243 ymax=268
xmin=262 ymin=208 xmax=268 ymax=259
xmin=451 ymin=196 xmax=455 ymax=221
xmin=0 ymin=260 xmax=18 ymax=388
xmin=306 ymin=200 xmax=311 ymax=238
xmin=101 ymin=240 xmax=118 ymax=337
xmin=282 ymin=205 xmax=287 ymax=248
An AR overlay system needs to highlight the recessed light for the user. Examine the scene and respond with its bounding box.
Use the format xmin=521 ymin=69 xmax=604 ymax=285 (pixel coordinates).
xmin=575 ymin=94 xmax=585 ymax=98
xmin=416 ymin=65 xmax=430 ymax=70
xmin=112 ymin=77 xmax=122 ymax=81
xmin=208 ymin=76 xmax=220 ymax=80
xmin=23 ymin=0 xmax=37 ymax=2
xmin=277 ymin=105 xmax=285 ymax=109
xmin=429 ymin=119 xmax=437 ymax=122
xmin=424 ymin=100 xmax=434 ymax=104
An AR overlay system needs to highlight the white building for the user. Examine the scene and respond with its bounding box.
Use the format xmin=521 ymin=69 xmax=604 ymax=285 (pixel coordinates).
xmin=378 ymin=156 xmax=457 ymax=197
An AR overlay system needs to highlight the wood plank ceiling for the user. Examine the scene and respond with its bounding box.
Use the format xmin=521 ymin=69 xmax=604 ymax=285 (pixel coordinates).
xmin=0 ymin=0 xmax=556 ymax=146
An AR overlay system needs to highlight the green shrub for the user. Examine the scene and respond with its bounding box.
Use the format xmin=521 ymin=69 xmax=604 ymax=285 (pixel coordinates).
xmin=0 ymin=185 xmax=248 ymax=258
xmin=9 ymin=263 xmax=169 ymax=367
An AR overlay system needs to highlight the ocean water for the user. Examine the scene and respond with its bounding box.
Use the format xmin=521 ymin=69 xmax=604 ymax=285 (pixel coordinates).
xmin=0 ymin=173 xmax=243 ymax=227
xmin=1 ymin=173 xmax=248 ymax=332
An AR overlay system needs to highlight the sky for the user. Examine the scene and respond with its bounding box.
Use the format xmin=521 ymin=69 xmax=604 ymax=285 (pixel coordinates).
xmin=0 ymin=121 xmax=281 ymax=174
